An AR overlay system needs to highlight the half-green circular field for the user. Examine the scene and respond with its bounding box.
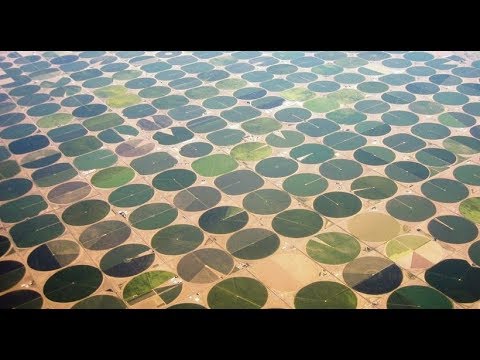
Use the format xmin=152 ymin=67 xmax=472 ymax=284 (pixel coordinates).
xmin=177 ymin=248 xmax=233 ymax=284
xmin=207 ymin=277 xmax=268 ymax=309
xmin=123 ymin=270 xmax=181 ymax=306
xmin=272 ymin=209 xmax=323 ymax=238
xmin=173 ymin=186 xmax=221 ymax=211
xmin=227 ymin=228 xmax=280 ymax=259
xmin=43 ymin=265 xmax=103 ymax=303
xmin=91 ymin=166 xmax=135 ymax=188
xmin=27 ymin=240 xmax=80 ymax=271
xmin=79 ymin=220 xmax=131 ymax=250
xmin=294 ymin=281 xmax=357 ymax=309
xmin=198 ymin=206 xmax=249 ymax=234
xmin=306 ymin=232 xmax=360 ymax=265
xmin=62 ymin=199 xmax=110 ymax=226
xmin=152 ymin=224 xmax=204 ymax=255
xmin=443 ymin=136 xmax=480 ymax=155
xmin=100 ymin=244 xmax=154 ymax=278
xmin=47 ymin=181 xmax=91 ymax=204
xmin=215 ymin=170 xmax=265 ymax=195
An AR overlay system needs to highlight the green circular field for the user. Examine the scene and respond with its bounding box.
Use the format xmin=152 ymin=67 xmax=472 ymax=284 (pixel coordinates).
xmin=43 ymin=265 xmax=103 ymax=303
xmin=37 ymin=113 xmax=73 ymax=128
xmin=387 ymin=286 xmax=452 ymax=309
xmin=354 ymin=146 xmax=396 ymax=166
xmin=191 ymin=154 xmax=238 ymax=177
xmin=306 ymin=232 xmax=360 ymax=265
xmin=265 ymin=130 xmax=305 ymax=148
xmin=91 ymin=166 xmax=135 ymax=188
xmin=425 ymin=259 xmax=480 ymax=303
xmin=72 ymin=295 xmax=127 ymax=309
xmin=385 ymin=161 xmax=429 ymax=183
xmin=351 ymin=175 xmax=398 ymax=200
xmin=73 ymin=149 xmax=118 ymax=171
xmin=294 ymin=281 xmax=357 ymax=309
xmin=290 ymin=144 xmax=334 ymax=164
xmin=10 ymin=214 xmax=65 ymax=248
xmin=454 ymin=164 xmax=480 ymax=185
xmin=207 ymin=277 xmax=268 ymax=309
xmin=255 ymin=157 xmax=298 ymax=178
xmin=469 ymin=241 xmax=480 ymax=266
xmin=320 ymin=159 xmax=363 ymax=180
xmin=241 ymin=117 xmax=282 ymax=135
xmin=460 ymin=197 xmax=480 ymax=223
xmin=272 ymin=209 xmax=323 ymax=238
xmin=421 ymin=179 xmax=469 ymax=203
xmin=62 ymin=199 xmax=110 ymax=226
xmin=108 ymin=184 xmax=154 ymax=208
xmin=282 ymin=173 xmax=328 ymax=197
xmin=129 ymin=203 xmax=178 ymax=230
xmin=152 ymin=169 xmax=197 ymax=191
xmin=386 ymin=195 xmax=436 ymax=222
xmin=313 ymin=192 xmax=362 ymax=218
xmin=428 ymin=215 xmax=478 ymax=244
xmin=0 ymin=261 xmax=25 ymax=292
xmin=152 ymin=224 xmax=204 ymax=255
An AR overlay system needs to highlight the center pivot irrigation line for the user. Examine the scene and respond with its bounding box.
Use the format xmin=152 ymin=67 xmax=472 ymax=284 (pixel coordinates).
xmin=319 ymin=194 xmax=340 ymax=207
xmin=431 ymin=217 xmax=454 ymax=231
xmin=130 ymin=207 xmax=175 ymax=227
xmin=391 ymin=197 xmax=413 ymax=211
xmin=35 ymin=221 xmax=62 ymax=232
xmin=425 ymin=181 xmax=447 ymax=192
xmin=329 ymin=134 xmax=363 ymax=148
